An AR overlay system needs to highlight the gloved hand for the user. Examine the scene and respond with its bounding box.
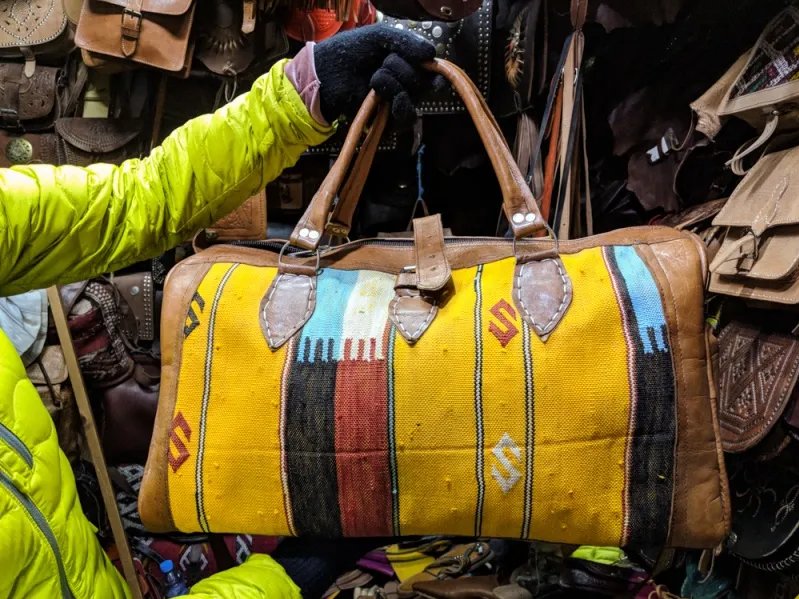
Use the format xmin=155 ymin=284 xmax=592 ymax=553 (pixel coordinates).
xmin=314 ymin=25 xmax=439 ymax=127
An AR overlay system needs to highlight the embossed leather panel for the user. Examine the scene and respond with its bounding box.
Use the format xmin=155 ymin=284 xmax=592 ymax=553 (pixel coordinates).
xmin=0 ymin=0 xmax=70 ymax=58
xmin=718 ymin=321 xmax=799 ymax=453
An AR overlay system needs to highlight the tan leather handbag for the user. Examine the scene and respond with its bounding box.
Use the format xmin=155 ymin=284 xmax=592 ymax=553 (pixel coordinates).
xmin=709 ymin=145 xmax=799 ymax=305
xmin=717 ymin=7 xmax=799 ymax=173
xmin=75 ymin=0 xmax=196 ymax=73
xmin=139 ymin=59 xmax=728 ymax=549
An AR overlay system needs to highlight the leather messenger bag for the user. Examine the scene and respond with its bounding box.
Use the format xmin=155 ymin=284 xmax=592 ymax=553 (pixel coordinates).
xmin=139 ymin=59 xmax=729 ymax=549
xmin=75 ymin=0 xmax=196 ymax=72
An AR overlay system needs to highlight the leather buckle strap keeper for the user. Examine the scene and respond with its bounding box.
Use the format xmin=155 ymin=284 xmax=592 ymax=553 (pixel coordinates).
xmin=121 ymin=2 xmax=144 ymax=57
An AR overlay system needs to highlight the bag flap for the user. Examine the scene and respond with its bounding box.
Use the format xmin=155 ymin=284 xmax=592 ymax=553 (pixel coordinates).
xmin=0 ymin=0 xmax=67 ymax=50
xmin=718 ymin=8 xmax=799 ymax=118
xmin=713 ymin=226 xmax=799 ymax=280
xmin=0 ymin=63 xmax=57 ymax=121
xmin=55 ymin=118 xmax=141 ymax=153
xmin=94 ymin=0 xmax=193 ymax=16
xmin=714 ymin=147 xmax=799 ymax=229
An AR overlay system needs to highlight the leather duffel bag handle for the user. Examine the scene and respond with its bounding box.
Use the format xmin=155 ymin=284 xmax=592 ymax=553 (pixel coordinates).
xmin=328 ymin=62 xmax=506 ymax=240
xmin=289 ymin=59 xmax=547 ymax=251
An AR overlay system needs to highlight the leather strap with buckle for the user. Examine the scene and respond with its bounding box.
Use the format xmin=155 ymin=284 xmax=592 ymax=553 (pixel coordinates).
xmin=121 ymin=1 xmax=144 ymax=57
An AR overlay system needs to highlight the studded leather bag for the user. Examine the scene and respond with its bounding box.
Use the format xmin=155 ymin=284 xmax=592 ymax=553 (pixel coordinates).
xmin=139 ymin=59 xmax=729 ymax=549
xmin=75 ymin=0 xmax=197 ymax=73
xmin=0 ymin=0 xmax=77 ymax=62
xmin=376 ymin=0 xmax=492 ymax=114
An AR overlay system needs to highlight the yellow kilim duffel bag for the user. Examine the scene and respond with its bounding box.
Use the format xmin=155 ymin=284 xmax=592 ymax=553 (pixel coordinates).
xmin=140 ymin=60 xmax=730 ymax=549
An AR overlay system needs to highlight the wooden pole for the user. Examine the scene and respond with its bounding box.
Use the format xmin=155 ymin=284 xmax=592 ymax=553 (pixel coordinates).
xmin=46 ymin=286 xmax=144 ymax=599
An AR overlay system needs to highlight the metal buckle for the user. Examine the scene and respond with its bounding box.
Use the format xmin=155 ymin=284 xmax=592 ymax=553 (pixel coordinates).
xmin=122 ymin=8 xmax=143 ymax=37
xmin=277 ymin=241 xmax=320 ymax=274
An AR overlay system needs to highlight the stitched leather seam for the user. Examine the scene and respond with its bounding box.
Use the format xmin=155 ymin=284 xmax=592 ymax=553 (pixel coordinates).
xmin=262 ymin=273 xmax=315 ymax=347
xmin=514 ymin=258 xmax=568 ymax=334
xmin=393 ymin=295 xmax=437 ymax=341
xmin=651 ymin=247 xmax=728 ymax=539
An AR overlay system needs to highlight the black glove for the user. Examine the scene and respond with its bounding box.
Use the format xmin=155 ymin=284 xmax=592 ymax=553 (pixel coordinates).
xmin=314 ymin=25 xmax=437 ymax=127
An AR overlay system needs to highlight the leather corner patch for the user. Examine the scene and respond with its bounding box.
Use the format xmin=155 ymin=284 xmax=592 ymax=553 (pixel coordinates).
xmin=513 ymin=258 xmax=573 ymax=342
xmin=260 ymin=273 xmax=316 ymax=350
xmin=389 ymin=292 xmax=438 ymax=344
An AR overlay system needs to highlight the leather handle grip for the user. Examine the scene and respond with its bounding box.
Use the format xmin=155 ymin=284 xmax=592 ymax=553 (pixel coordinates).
xmin=290 ymin=58 xmax=545 ymax=250
xmin=329 ymin=62 xmax=510 ymax=239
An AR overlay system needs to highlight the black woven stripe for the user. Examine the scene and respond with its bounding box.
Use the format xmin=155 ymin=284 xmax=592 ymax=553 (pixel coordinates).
xmin=474 ymin=265 xmax=485 ymax=537
xmin=605 ymin=248 xmax=675 ymax=547
xmin=285 ymin=337 xmax=343 ymax=536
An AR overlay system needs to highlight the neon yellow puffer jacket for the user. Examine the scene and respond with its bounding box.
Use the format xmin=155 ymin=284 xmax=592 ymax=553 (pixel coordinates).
xmin=0 ymin=60 xmax=332 ymax=599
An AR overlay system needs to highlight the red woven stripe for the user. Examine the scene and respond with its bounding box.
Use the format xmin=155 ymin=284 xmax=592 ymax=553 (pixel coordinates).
xmin=334 ymin=327 xmax=393 ymax=536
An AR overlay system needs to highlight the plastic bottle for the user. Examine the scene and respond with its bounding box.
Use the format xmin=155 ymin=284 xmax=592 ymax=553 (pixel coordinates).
xmin=160 ymin=560 xmax=189 ymax=598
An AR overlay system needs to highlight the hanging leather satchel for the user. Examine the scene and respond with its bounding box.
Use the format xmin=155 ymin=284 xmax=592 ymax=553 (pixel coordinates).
xmin=75 ymin=0 xmax=196 ymax=73
xmin=139 ymin=59 xmax=729 ymax=549
xmin=717 ymin=7 xmax=799 ymax=174
xmin=709 ymin=145 xmax=799 ymax=305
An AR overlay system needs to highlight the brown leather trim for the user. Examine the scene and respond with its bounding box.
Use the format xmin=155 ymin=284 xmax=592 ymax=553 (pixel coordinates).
xmin=638 ymin=242 xmax=730 ymax=548
xmin=327 ymin=103 xmax=390 ymax=239
xmin=139 ymin=260 xmax=211 ymax=532
xmin=414 ymin=215 xmax=451 ymax=291
xmin=192 ymin=227 xmax=694 ymax=275
xmin=259 ymin=273 xmax=317 ymax=350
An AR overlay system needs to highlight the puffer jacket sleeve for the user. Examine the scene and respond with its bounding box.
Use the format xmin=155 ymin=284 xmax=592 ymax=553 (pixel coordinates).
xmin=0 ymin=59 xmax=333 ymax=297
xmin=183 ymin=554 xmax=301 ymax=599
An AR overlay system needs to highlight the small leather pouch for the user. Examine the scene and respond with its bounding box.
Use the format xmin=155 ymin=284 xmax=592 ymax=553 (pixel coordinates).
xmin=709 ymin=146 xmax=799 ymax=304
xmin=0 ymin=63 xmax=59 ymax=130
xmin=0 ymin=118 xmax=145 ymax=166
xmin=718 ymin=321 xmax=799 ymax=453
xmin=75 ymin=0 xmax=197 ymax=73
xmin=205 ymin=189 xmax=268 ymax=241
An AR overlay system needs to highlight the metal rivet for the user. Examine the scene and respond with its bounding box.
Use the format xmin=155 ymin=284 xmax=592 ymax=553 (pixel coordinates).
xmin=299 ymin=228 xmax=310 ymax=237
xmin=131 ymin=286 xmax=140 ymax=296
xmin=512 ymin=213 xmax=524 ymax=224
xmin=525 ymin=213 xmax=536 ymax=223
xmin=435 ymin=43 xmax=445 ymax=56
xmin=432 ymin=25 xmax=442 ymax=37
xmin=408 ymin=20 xmax=417 ymax=26
xmin=422 ymin=20 xmax=432 ymax=28
xmin=440 ymin=5 xmax=452 ymax=16
xmin=394 ymin=23 xmax=404 ymax=29
xmin=309 ymin=230 xmax=320 ymax=240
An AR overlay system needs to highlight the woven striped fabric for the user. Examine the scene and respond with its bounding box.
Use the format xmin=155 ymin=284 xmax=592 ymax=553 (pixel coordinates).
xmin=153 ymin=245 xmax=680 ymax=547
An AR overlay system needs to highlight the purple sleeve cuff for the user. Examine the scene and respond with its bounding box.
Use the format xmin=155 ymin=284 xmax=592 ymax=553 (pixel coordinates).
xmin=284 ymin=42 xmax=328 ymax=127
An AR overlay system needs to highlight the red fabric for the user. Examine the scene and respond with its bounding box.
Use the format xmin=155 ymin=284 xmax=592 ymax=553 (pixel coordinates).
xmin=340 ymin=0 xmax=377 ymax=30
xmin=284 ymin=8 xmax=342 ymax=42
xmin=333 ymin=326 xmax=394 ymax=536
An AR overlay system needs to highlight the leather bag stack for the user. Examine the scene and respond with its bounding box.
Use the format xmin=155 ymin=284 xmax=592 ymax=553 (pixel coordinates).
xmin=139 ymin=59 xmax=729 ymax=549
